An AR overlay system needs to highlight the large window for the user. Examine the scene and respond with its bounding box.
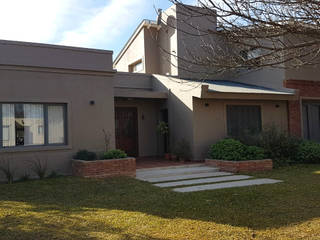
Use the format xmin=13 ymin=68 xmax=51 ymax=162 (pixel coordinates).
xmin=302 ymin=102 xmax=320 ymax=142
xmin=227 ymin=105 xmax=262 ymax=137
xmin=1 ymin=103 xmax=67 ymax=148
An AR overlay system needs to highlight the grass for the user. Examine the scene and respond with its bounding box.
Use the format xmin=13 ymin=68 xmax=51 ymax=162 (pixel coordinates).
xmin=0 ymin=165 xmax=320 ymax=240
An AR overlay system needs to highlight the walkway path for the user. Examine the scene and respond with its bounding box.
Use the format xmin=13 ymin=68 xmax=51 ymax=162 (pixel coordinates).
xmin=136 ymin=164 xmax=282 ymax=193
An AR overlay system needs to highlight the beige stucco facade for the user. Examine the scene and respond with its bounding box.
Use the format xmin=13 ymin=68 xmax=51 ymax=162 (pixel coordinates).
xmin=151 ymin=74 xmax=292 ymax=160
xmin=192 ymin=98 xmax=288 ymax=159
xmin=0 ymin=40 xmax=115 ymax=179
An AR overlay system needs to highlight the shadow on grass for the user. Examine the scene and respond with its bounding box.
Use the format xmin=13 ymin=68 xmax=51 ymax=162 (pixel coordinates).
xmin=0 ymin=164 xmax=319 ymax=236
xmin=0 ymin=213 xmax=168 ymax=240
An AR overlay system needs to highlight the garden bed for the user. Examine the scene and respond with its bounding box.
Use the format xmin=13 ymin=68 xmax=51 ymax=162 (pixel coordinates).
xmin=72 ymin=157 xmax=136 ymax=178
xmin=205 ymin=159 xmax=273 ymax=173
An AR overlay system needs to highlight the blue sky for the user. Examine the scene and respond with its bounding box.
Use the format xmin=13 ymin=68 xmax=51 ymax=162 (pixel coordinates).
xmin=0 ymin=0 xmax=195 ymax=58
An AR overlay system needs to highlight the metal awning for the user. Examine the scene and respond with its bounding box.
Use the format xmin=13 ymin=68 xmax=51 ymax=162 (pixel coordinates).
xmin=200 ymin=80 xmax=298 ymax=100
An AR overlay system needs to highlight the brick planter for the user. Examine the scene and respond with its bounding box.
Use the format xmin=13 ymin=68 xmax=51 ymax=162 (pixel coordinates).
xmin=72 ymin=158 xmax=136 ymax=178
xmin=205 ymin=159 xmax=272 ymax=173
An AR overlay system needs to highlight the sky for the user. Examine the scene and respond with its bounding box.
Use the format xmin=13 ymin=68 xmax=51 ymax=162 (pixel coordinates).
xmin=0 ymin=0 xmax=196 ymax=58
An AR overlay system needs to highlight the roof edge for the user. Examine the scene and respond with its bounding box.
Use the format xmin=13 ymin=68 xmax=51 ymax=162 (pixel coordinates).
xmin=0 ymin=39 xmax=113 ymax=55
xmin=114 ymin=19 xmax=159 ymax=65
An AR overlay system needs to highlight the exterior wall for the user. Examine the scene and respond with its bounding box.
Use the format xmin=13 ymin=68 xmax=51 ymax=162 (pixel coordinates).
xmin=284 ymin=79 xmax=320 ymax=137
xmin=144 ymin=28 xmax=160 ymax=74
xmin=152 ymin=75 xmax=202 ymax=158
xmin=175 ymin=4 xmax=217 ymax=79
xmin=158 ymin=5 xmax=179 ymax=76
xmin=233 ymin=68 xmax=287 ymax=91
xmin=0 ymin=40 xmax=113 ymax=71
xmin=114 ymin=72 xmax=152 ymax=90
xmin=0 ymin=68 xmax=115 ymax=179
xmin=114 ymin=98 xmax=163 ymax=157
xmin=192 ymin=98 xmax=288 ymax=160
xmin=114 ymin=28 xmax=146 ymax=73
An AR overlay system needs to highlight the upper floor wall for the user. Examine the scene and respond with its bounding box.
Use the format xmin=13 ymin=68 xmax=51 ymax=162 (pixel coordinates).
xmin=113 ymin=4 xmax=217 ymax=79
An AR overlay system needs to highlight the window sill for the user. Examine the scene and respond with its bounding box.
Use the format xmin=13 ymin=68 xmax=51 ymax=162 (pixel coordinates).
xmin=0 ymin=145 xmax=72 ymax=153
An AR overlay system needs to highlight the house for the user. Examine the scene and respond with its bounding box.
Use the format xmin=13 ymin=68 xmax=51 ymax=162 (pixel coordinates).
xmin=0 ymin=3 xmax=319 ymax=178
xmin=0 ymin=40 xmax=116 ymax=176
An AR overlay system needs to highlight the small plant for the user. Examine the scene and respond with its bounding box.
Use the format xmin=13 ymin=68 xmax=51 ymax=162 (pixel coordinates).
xmin=157 ymin=121 xmax=169 ymax=136
xmin=0 ymin=159 xmax=15 ymax=184
xmin=296 ymin=141 xmax=320 ymax=164
xmin=31 ymin=156 xmax=48 ymax=179
xmin=74 ymin=150 xmax=97 ymax=161
xmin=103 ymin=149 xmax=127 ymax=159
xmin=157 ymin=121 xmax=170 ymax=153
xmin=173 ymin=139 xmax=191 ymax=161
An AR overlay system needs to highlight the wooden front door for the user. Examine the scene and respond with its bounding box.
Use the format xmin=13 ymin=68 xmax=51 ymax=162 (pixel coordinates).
xmin=115 ymin=107 xmax=139 ymax=156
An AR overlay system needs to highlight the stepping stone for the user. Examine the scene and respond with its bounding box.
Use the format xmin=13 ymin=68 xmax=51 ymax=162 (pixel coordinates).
xmin=173 ymin=178 xmax=283 ymax=193
xmin=137 ymin=171 xmax=233 ymax=183
xmin=154 ymin=175 xmax=252 ymax=188
xmin=136 ymin=164 xmax=205 ymax=173
xmin=136 ymin=166 xmax=218 ymax=178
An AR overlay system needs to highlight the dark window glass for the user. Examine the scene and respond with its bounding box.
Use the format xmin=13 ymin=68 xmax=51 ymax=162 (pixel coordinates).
xmin=227 ymin=105 xmax=262 ymax=137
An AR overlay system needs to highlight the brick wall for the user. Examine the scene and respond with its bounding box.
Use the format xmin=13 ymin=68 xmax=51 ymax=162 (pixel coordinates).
xmin=72 ymin=158 xmax=136 ymax=178
xmin=284 ymin=80 xmax=320 ymax=137
xmin=205 ymin=159 xmax=273 ymax=173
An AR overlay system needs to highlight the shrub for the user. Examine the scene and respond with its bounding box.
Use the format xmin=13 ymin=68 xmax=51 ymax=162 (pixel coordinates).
xmin=246 ymin=146 xmax=265 ymax=160
xmin=209 ymin=139 xmax=247 ymax=161
xmin=103 ymin=149 xmax=127 ymax=159
xmin=208 ymin=139 xmax=265 ymax=161
xmin=74 ymin=150 xmax=97 ymax=161
xmin=258 ymin=126 xmax=301 ymax=167
xmin=296 ymin=141 xmax=320 ymax=164
xmin=173 ymin=139 xmax=191 ymax=160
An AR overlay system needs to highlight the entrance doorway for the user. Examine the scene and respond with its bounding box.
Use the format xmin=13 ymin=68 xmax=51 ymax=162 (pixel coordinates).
xmin=115 ymin=107 xmax=139 ymax=156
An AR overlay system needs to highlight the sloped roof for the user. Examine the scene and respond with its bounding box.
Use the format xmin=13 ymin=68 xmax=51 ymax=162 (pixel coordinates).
xmin=204 ymin=80 xmax=294 ymax=95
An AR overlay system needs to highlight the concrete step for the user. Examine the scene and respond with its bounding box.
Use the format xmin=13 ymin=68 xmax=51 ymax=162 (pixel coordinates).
xmin=154 ymin=175 xmax=252 ymax=188
xmin=136 ymin=166 xmax=219 ymax=178
xmin=136 ymin=164 xmax=206 ymax=173
xmin=173 ymin=178 xmax=283 ymax=193
xmin=137 ymin=171 xmax=233 ymax=183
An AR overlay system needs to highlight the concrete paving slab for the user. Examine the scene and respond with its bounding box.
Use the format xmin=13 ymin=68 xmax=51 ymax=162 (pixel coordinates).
xmin=136 ymin=164 xmax=205 ymax=173
xmin=136 ymin=166 xmax=218 ymax=178
xmin=173 ymin=178 xmax=283 ymax=192
xmin=136 ymin=171 xmax=233 ymax=183
xmin=154 ymin=175 xmax=252 ymax=188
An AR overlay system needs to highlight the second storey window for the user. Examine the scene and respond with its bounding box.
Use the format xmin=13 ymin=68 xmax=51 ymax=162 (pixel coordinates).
xmin=227 ymin=105 xmax=262 ymax=137
xmin=1 ymin=103 xmax=67 ymax=148
xmin=129 ymin=59 xmax=143 ymax=73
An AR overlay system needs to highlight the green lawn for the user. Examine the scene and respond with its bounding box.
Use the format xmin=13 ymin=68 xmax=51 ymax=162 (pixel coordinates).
xmin=0 ymin=165 xmax=320 ymax=240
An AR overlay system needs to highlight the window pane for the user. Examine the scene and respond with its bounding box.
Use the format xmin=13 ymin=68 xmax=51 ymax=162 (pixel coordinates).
xmin=133 ymin=62 xmax=143 ymax=72
xmin=48 ymin=105 xmax=65 ymax=144
xmin=23 ymin=104 xmax=44 ymax=146
xmin=2 ymin=104 xmax=16 ymax=147
xmin=227 ymin=105 xmax=261 ymax=137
